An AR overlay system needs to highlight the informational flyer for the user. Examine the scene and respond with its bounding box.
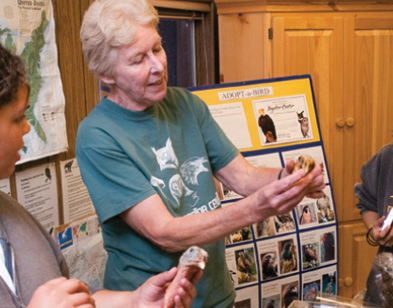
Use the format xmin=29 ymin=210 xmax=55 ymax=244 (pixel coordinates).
xmin=208 ymin=102 xmax=252 ymax=149
xmin=245 ymin=152 xmax=282 ymax=169
xmin=54 ymin=215 xmax=107 ymax=289
xmin=302 ymin=266 xmax=337 ymax=301
xmin=15 ymin=162 xmax=59 ymax=231
xmin=235 ymin=285 xmax=259 ymax=308
xmin=60 ymin=158 xmax=96 ymax=224
xmin=0 ymin=178 xmax=11 ymax=195
xmin=226 ymin=243 xmax=258 ymax=288
xmin=295 ymin=186 xmax=336 ymax=231
xmin=191 ymin=75 xmax=338 ymax=308
xmin=253 ymin=95 xmax=313 ymax=145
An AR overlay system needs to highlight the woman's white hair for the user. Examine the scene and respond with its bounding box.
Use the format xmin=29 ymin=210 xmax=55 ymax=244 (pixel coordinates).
xmin=80 ymin=0 xmax=158 ymax=78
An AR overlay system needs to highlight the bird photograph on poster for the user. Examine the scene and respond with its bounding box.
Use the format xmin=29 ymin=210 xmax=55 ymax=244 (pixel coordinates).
xmin=316 ymin=192 xmax=335 ymax=224
xmin=278 ymin=239 xmax=298 ymax=274
xmin=302 ymin=243 xmax=320 ymax=270
xmin=273 ymin=213 xmax=296 ymax=234
xmin=262 ymin=294 xmax=280 ymax=308
xmin=303 ymin=280 xmax=320 ymax=301
xmin=253 ymin=217 xmax=275 ymax=238
xmin=321 ymin=231 xmax=335 ymax=263
xmin=260 ymin=251 xmax=279 ymax=281
xmin=234 ymin=298 xmax=251 ymax=308
xmin=235 ymin=248 xmax=257 ymax=285
xmin=225 ymin=226 xmax=253 ymax=245
xmin=295 ymin=203 xmax=317 ymax=226
xmin=322 ymin=272 xmax=337 ymax=295
xmin=281 ymin=281 xmax=299 ymax=308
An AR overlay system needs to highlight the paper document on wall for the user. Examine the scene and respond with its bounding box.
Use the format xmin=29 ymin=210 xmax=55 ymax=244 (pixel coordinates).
xmin=0 ymin=0 xmax=68 ymax=163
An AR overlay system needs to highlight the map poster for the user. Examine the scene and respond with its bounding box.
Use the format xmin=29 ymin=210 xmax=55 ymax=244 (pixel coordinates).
xmin=54 ymin=215 xmax=107 ymax=289
xmin=0 ymin=0 xmax=68 ymax=163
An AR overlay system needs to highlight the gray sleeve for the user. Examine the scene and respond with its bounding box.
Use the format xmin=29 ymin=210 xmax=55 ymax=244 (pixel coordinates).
xmin=355 ymin=182 xmax=378 ymax=215
xmin=354 ymin=144 xmax=393 ymax=217
xmin=355 ymin=151 xmax=380 ymax=215
xmin=31 ymin=213 xmax=70 ymax=279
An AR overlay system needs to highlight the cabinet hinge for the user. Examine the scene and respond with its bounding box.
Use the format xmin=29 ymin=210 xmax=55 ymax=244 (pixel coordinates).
xmin=268 ymin=27 xmax=273 ymax=40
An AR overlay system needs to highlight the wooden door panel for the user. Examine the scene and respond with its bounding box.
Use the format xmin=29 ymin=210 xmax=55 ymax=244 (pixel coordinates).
xmin=272 ymin=15 xmax=346 ymax=220
xmin=218 ymin=12 xmax=270 ymax=83
xmin=346 ymin=18 xmax=393 ymax=219
xmin=353 ymin=27 xmax=393 ymax=156
xmin=339 ymin=222 xmax=378 ymax=299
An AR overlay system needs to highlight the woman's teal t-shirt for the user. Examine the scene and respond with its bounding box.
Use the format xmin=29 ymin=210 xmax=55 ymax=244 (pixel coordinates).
xmin=76 ymin=87 xmax=239 ymax=308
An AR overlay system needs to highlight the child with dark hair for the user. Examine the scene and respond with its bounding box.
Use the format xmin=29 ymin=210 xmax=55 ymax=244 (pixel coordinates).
xmin=0 ymin=43 xmax=201 ymax=308
xmin=0 ymin=44 xmax=28 ymax=107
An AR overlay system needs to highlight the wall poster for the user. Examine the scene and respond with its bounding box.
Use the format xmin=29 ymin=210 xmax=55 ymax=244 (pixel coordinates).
xmin=191 ymin=75 xmax=338 ymax=308
xmin=60 ymin=158 xmax=96 ymax=224
xmin=0 ymin=0 xmax=68 ymax=163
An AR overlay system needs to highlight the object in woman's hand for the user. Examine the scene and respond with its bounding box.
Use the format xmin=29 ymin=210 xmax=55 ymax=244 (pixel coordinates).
xmin=164 ymin=246 xmax=208 ymax=308
xmin=293 ymin=154 xmax=315 ymax=174
xmin=372 ymin=252 xmax=393 ymax=307
xmin=381 ymin=208 xmax=393 ymax=231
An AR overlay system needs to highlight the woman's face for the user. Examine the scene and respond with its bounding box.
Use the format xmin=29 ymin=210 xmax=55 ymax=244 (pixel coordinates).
xmin=0 ymin=85 xmax=31 ymax=179
xmin=103 ymin=25 xmax=168 ymax=111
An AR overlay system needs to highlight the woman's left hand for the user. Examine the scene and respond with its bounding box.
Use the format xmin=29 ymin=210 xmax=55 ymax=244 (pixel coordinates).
xmin=135 ymin=267 xmax=202 ymax=308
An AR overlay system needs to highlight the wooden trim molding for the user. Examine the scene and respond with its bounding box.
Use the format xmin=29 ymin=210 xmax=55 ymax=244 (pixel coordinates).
xmin=150 ymin=0 xmax=211 ymax=12
xmin=214 ymin=0 xmax=393 ymax=14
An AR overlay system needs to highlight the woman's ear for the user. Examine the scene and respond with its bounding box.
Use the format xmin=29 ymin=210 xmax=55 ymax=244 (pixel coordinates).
xmin=99 ymin=74 xmax=115 ymax=85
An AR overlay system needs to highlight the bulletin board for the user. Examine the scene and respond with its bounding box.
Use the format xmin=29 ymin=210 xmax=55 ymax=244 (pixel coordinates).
xmin=191 ymin=75 xmax=338 ymax=308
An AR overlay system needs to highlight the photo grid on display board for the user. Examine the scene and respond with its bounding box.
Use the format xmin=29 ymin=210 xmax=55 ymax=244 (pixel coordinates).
xmin=191 ymin=75 xmax=338 ymax=308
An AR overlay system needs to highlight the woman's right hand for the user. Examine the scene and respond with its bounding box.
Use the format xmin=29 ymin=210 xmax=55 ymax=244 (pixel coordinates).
xmin=251 ymin=164 xmax=325 ymax=220
xmin=27 ymin=277 xmax=95 ymax=308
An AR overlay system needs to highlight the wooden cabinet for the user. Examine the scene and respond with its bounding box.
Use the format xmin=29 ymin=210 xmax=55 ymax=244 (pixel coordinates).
xmin=215 ymin=0 xmax=393 ymax=298
xmin=271 ymin=12 xmax=393 ymax=222
xmin=338 ymin=221 xmax=379 ymax=298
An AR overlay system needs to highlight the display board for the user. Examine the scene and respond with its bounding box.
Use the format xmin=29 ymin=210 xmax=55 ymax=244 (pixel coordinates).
xmin=191 ymin=75 xmax=338 ymax=308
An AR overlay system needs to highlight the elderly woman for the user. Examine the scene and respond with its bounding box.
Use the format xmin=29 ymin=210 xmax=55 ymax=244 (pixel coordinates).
xmin=77 ymin=0 xmax=325 ymax=307
xmin=0 ymin=43 xmax=199 ymax=308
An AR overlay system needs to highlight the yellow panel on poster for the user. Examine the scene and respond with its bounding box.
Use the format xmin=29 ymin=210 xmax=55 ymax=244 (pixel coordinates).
xmin=192 ymin=76 xmax=320 ymax=152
